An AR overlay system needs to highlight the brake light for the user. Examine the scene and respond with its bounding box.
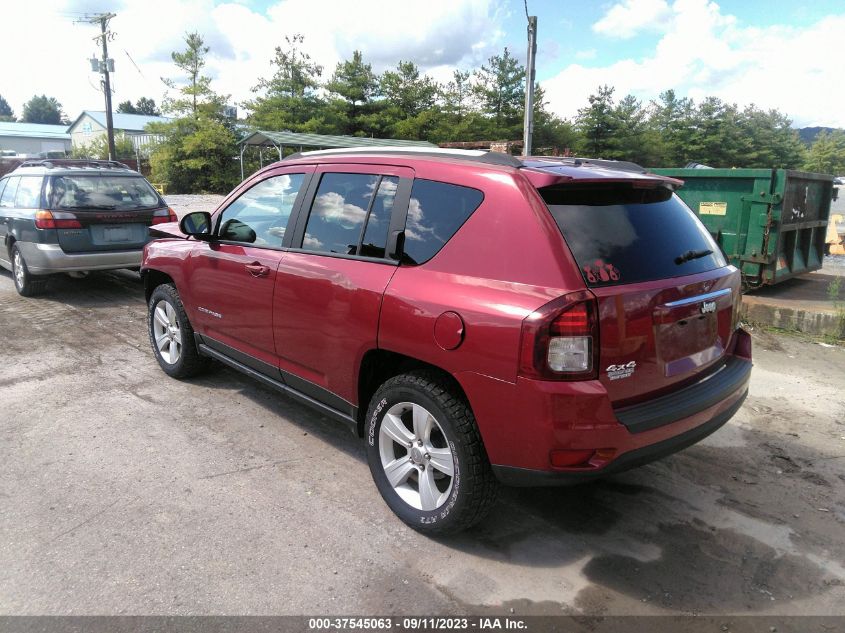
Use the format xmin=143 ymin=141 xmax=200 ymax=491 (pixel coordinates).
xmin=519 ymin=291 xmax=599 ymax=380
xmin=35 ymin=210 xmax=82 ymax=229
xmin=151 ymin=207 xmax=178 ymax=225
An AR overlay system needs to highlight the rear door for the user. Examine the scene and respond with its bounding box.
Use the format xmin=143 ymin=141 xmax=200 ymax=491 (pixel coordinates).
xmin=46 ymin=173 xmax=165 ymax=252
xmin=187 ymin=168 xmax=314 ymax=369
xmin=541 ymin=182 xmax=739 ymax=406
xmin=273 ymin=164 xmax=412 ymax=407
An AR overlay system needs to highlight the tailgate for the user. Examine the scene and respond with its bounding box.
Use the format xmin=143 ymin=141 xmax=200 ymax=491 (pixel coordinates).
xmin=539 ymin=180 xmax=739 ymax=406
xmin=47 ymin=172 xmax=165 ymax=253
xmin=57 ymin=209 xmax=157 ymax=253
xmin=592 ymin=268 xmax=740 ymax=406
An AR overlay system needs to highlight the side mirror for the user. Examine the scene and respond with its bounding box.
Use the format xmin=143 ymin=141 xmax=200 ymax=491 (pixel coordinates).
xmin=180 ymin=212 xmax=213 ymax=240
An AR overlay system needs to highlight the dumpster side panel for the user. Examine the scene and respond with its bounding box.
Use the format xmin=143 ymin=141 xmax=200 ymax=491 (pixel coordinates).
xmin=652 ymin=168 xmax=834 ymax=287
xmin=770 ymin=170 xmax=834 ymax=284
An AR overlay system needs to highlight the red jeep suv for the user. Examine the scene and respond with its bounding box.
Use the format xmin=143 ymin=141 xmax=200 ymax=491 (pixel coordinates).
xmin=141 ymin=149 xmax=752 ymax=533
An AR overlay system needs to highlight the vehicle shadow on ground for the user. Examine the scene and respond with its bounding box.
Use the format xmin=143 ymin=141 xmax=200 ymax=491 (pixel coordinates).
xmin=0 ymin=267 xmax=145 ymax=309
xmin=194 ymin=366 xmax=842 ymax=613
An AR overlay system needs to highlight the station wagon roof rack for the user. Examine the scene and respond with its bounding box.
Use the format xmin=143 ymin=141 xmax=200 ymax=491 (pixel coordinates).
xmin=286 ymin=146 xmax=525 ymax=168
xmin=17 ymin=159 xmax=132 ymax=170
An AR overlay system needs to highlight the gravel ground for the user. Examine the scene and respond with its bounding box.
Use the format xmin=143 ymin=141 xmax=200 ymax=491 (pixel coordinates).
xmin=0 ymin=277 xmax=844 ymax=617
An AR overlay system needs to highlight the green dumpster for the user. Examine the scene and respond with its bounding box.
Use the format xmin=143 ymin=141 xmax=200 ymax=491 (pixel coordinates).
xmin=651 ymin=168 xmax=836 ymax=288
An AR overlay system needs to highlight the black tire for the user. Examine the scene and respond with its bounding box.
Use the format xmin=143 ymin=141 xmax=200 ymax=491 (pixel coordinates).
xmin=147 ymin=283 xmax=210 ymax=378
xmin=365 ymin=371 xmax=499 ymax=534
xmin=11 ymin=244 xmax=48 ymax=297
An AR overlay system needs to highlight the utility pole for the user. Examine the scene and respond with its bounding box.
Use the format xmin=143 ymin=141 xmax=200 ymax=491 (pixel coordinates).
xmin=522 ymin=14 xmax=537 ymax=157
xmin=87 ymin=13 xmax=117 ymax=160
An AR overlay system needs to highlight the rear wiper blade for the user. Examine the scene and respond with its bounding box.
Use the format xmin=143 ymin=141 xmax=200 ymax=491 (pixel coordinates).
xmin=675 ymin=248 xmax=713 ymax=265
xmin=59 ymin=204 xmax=117 ymax=210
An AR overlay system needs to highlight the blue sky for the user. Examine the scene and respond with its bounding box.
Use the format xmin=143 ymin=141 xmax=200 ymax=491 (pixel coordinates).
xmin=4 ymin=0 xmax=845 ymax=127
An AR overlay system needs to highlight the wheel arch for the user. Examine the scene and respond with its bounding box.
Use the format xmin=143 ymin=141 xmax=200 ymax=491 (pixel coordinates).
xmin=356 ymin=349 xmax=471 ymax=438
xmin=142 ymin=268 xmax=175 ymax=303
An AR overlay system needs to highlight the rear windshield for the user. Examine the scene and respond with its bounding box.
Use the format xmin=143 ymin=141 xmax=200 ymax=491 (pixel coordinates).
xmin=541 ymin=183 xmax=726 ymax=287
xmin=46 ymin=175 xmax=162 ymax=211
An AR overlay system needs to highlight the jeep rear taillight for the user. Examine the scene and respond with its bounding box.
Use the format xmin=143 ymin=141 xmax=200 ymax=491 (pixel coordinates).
xmin=519 ymin=291 xmax=599 ymax=381
xmin=35 ymin=210 xmax=82 ymax=229
xmin=151 ymin=208 xmax=178 ymax=225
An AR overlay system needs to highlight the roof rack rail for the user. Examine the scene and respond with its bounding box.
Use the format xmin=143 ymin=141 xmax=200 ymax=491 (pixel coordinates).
xmin=525 ymin=156 xmax=649 ymax=174
xmin=17 ymin=158 xmax=132 ymax=170
xmin=285 ymin=146 xmax=524 ymax=168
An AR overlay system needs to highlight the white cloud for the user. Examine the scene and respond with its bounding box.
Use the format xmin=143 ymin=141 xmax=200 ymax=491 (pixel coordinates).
xmin=543 ymin=0 xmax=845 ymax=127
xmin=1 ymin=0 xmax=505 ymax=121
xmin=592 ymin=0 xmax=671 ymax=39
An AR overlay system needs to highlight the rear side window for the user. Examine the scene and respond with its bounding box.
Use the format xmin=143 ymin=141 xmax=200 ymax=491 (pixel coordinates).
xmin=541 ymin=184 xmax=726 ymax=286
xmin=303 ymin=172 xmax=399 ymax=256
xmin=1 ymin=177 xmax=20 ymax=208
xmin=402 ymin=179 xmax=484 ymax=265
xmin=15 ymin=176 xmax=43 ymax=208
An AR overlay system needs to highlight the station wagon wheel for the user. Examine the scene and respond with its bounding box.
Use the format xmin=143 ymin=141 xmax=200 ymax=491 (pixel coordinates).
xmin=147 ymin=283 xmax=210 ymax=379
xmin=10 ymin=244 xmax=48 ymax=297
xmin=365 ymin=372 xmax=499 ymax=534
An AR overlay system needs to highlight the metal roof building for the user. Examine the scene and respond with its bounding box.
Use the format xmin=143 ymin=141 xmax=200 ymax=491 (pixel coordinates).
xmin=0 ymin=121 xmax=72 ymax=156
xmin=238 ymin=130 xmax=436 ymax=180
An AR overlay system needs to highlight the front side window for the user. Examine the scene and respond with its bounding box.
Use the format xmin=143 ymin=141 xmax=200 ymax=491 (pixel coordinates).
xmin=0 ymin=177 xmax=20 ymax=208
xmin=302 ymin=172 xmax=397 ymax=256
xmin=218 ymin=173 xmax=305 ymax=246
xmin=15 ymin=176 xmax=43 ymax=208
xmin=46 ymin=175 xmax=161 ymax=210
xmin=401 ymin=179 xmax=484 ymax=265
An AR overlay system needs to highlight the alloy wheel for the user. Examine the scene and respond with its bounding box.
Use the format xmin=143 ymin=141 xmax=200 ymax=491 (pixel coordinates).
xmin=378 ymin=401 xmax=455 ymax=511
xmin=152 ymin=299 xmax=183 ymax=364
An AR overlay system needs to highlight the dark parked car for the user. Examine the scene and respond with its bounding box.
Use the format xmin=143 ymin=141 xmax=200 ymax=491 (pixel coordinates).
xmin=0 ymin=159 xmax=175 ymax=296
xmin=141 ymin=148 xmax=752 ymax=533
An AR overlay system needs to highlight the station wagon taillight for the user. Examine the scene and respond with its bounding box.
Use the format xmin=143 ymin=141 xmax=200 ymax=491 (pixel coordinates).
xmin=519 ymin=291 xmax=599 ymax=381
xmin=151 ymin=208 xmax=178 ymax=225
xmin=35 ymin=210 xmax=82 ymax=229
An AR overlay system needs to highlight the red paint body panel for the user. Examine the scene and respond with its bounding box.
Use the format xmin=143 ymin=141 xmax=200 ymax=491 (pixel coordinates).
xmin=188 ymin=242 xmax=285 ymax=367
xmin=273 ymin=253 xmax=397 ymax=404
xmin=142 ymin=151 xmax=751 ymax=481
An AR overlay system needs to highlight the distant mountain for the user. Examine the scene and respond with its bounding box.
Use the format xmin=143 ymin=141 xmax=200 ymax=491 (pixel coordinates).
xmin=798 ymin=126 xmax=842 ymax=144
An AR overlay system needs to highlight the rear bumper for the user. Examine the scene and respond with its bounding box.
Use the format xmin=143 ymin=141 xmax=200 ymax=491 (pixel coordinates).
xmin=459 ymin=330 xmax=753 ymax=486
xmin=16 ymin=242 xmax=143 ymax=274
xmin=493 ymin=389 xmax=747 ymax=486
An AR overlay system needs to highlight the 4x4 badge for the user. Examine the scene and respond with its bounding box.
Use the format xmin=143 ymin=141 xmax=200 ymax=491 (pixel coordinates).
xmin=606 ymin=361 xmax=636 ymax=381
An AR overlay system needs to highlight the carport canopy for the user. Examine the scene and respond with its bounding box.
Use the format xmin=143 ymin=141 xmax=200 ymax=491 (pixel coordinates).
xmin=238 ymin=130 xmax=437 ymax=180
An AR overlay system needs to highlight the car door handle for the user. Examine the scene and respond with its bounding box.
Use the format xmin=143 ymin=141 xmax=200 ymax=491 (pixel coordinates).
xmin=245 ymin=263 xmax=270 ymax=277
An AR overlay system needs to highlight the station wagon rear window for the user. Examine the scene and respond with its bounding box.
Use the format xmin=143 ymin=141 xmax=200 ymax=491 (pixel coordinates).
xmin=541 ymin=183 xmax=726 ymax=286
xmin=46 ymin=175 xmax=161 ymax=211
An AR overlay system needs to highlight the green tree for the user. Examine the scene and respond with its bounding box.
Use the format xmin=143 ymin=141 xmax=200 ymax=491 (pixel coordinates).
xmin=531 ymin=84 xmax=581 ymax=154
xmin=576 ymin=85 xmax=617 ymax=156
xmin=804 ymin=130 xmax=845 ymax=174
xmin=150 ymin=32 xmax=239 ymax=193
xmin=0 ymin=94 xmax=14 ymax=122
xmin=116 ymin=100 xmax=138 ymax=114
xmin=117 ymin=98 xmax=161 ymax=115
xmin=21 ymin=95 xmax=66 ymax=124
xmin=381 ymin=60 xmax=437 ymax=119
xmin=325 ymin=50 xmax=381 ymax=136
xmin=649 ymin=90 xmax=696 ymax=166
xmin=473 ymin=48 xmax=524 ymax=137
xmin=740 ymin=106 xmax=805 ymax=168
xmin=686 ymin=97 xmax=750 ymax=167
xmin=245 ymin=34 xmax=329 ymax=133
